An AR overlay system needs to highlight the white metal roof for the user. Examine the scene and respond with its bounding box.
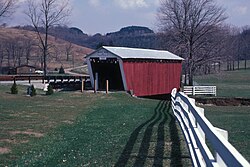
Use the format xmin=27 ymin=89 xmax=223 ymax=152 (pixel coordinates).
xmin=101 ymin=46 xmax=184 ymax=60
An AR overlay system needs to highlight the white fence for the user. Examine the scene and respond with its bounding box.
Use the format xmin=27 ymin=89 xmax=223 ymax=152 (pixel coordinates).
xmin=171 ymin=88 xmax=250 ymax=167
xmin=183 ymin=86 xmax=216 ymax=96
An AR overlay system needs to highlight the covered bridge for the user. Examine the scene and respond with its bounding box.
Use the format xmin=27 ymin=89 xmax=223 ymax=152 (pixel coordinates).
xmin=86 ymin=46 xmax=183 ymax=97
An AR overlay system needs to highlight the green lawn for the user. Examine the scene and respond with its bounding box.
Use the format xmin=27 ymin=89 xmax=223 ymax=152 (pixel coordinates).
xmin=195 ymin=69 xmax=250 ymax=98
xmin=203 ymin=106 xmax=250 ymax=162
xmin=194 ymin=69 xmax=250 ymax=162
xmin=0 ymin=85 xmax=191 ymax=166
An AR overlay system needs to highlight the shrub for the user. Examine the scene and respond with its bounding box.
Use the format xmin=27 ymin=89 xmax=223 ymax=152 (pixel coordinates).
xmin=59 ymin=66 xmax=65 ymax=74
xmin=11 ymin=82 xmax=18 ymax=94
xmin=46 ymin=84 xmax=54 ymax=95
xmin=30 ymin=85 xmax=36 ymax=97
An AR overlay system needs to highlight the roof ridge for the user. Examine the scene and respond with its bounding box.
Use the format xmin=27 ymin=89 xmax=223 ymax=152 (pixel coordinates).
xmin=88 ymin=46 xmax=184 ymax=61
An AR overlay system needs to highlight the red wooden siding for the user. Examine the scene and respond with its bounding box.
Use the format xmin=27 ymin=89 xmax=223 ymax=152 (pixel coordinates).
xmin=123 ymin=61 xmax=182 ymax=96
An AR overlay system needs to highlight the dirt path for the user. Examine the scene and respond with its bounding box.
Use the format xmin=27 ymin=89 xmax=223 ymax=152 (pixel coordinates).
xmin=64 ymin=65 xmax=88 ymax=76
xmin=196 ymin=97 xmax=250 ymax=106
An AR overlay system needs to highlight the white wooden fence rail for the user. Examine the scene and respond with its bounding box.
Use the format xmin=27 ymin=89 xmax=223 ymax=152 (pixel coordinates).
xmin=171 ymin=88 xmax=250 ymax=167
xmin=183 ymin=86 xmax=217 ymax=96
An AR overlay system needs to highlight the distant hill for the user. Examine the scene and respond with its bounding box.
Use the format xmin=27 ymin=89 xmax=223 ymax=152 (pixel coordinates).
xmin=17 ymin=25 xmax=159 ymax=50
xmin=0 ymin=27 xmax=93 ymax=73
xmin=16 ymin=25 xmax=90 ymax=49
xmin=88 ymin=26 xmax=158 ymax=49
xmin=100 ymin=26 xmax=158 ymax=49
xmin=106 ymin=26 xmax=154 ymax=36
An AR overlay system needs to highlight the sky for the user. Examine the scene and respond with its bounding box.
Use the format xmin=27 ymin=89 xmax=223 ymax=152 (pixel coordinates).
xmin=6 ymin=0 xmax=250 ymax=35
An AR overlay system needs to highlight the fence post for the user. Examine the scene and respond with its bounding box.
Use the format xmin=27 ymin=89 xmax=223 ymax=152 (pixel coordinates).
xmin=215 ymin=128 xmax=228 ymax=167
xmin=189 ymin=98 xmax=197 ymax=128
xmin=171 ymin=88 xmax=250 ymax=166
xmin=94 ymin=79 xmax=97 ymax=93
xmin=95 ymin=73 xmax=98 ymax=91
xmin=81 ymin=79 xmax=85 ymax=93
xmin=193 ymin=86 xmax=196 ymax=95
xmin=214 ymin=86 xmax=217 ymax=96
xmin=106 ymin=80 xmax=109 ymax=94
xmin=197 ymin=107 xmax=205 ymax=141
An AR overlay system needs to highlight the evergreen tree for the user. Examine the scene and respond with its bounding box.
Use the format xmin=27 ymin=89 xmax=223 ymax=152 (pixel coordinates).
xmin=46 ymin=84 xmax=54 ymax=95
xmin=59 ymin=66 xmax=65 ymax=74
xmin=11 ymin=82 xmax=18 ymax=94
xmin=30 ymin=85 xmax=36 ymax=97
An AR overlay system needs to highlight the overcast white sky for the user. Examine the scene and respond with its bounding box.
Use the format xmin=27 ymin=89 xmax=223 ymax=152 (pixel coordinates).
xmin=7 ymin=0 xmax=250 ymax=35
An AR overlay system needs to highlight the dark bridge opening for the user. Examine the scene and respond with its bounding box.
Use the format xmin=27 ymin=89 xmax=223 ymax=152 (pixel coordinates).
xmin=90 ymin=58 xmax=124 ymax=90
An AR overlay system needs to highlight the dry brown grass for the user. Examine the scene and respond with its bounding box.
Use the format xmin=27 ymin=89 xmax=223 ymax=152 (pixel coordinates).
xmin=0 ymin=147 xmax=11 ymax=154
xmin=9 ymin=130 xmax=44 ymax=138
xmin=0 ymin=27 xmax=94 ymax=70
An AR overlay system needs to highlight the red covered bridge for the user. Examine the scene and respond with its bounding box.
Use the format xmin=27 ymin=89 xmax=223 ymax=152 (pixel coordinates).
xmin=86 ymin=46 xmax=183 ymax=97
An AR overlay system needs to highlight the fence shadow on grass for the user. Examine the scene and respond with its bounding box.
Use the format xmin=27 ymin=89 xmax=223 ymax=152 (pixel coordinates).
xmin=115 ymin=100 xmax=188 ymax=167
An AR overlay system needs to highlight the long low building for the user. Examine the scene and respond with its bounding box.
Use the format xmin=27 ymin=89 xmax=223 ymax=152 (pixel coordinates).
xmin=86 ymin=46 xmax=183 ymax=97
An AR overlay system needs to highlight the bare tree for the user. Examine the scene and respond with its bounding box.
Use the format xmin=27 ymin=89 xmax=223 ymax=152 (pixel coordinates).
xmin=1 ymin=37 xmax=37 ymax=69
xmin=158 ymin=0 xmax=227 ymax=85
xmin=25 ymin=0 xmax=71 ymax=77
xmin=0 ymin=42 xmax=5 ymax=73
xmin=223 ymin=26 xmax=250 ymax=71
xmin=4 ymin=38 xmax=24 ymax=67
xmin=5 ymin=38 xmax=15 ymax=67
xmin=52 ymin=45 xmax=60 ymax=61
xmin=22 ymin=38 xmax=35 ymax=65
xmin=0 ymin=0 xmax=17 ymax=72
xmin=223 ymin=26 xmax=240 ymax=71
xmin=65 ymin=42 xmax=73 ymax=61
xmin=0 ymin=0 xmax=17 ymax=19
xmin=238 ymin=26 xmax=250 ymax=70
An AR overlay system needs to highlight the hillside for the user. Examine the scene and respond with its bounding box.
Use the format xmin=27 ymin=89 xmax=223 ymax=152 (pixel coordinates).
xmin=99 ymin=26 xmax=158 ymax=49
xmin=0 ymin=27 xmax=93 ymax=73
xmin=83 ymin=26 xmax=158 ymax=49
xmin=106 ymin=26 xmax=154 ymax=36
xmin=19 ymin=25 xmax=159 ymax=49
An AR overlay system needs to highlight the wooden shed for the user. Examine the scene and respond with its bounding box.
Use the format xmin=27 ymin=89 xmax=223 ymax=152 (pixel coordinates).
xmin=16 ymin=65 xmax=37 ymax=74
xmin=86 ymin=46 xmax=183 ymax=97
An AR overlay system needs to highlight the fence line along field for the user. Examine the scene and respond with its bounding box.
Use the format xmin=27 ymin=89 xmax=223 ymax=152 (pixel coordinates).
xmin=0 ymin=85 xmax=191 ymax=166
xmin=203 ymin=105 xmax=250 ymax=162
xmin=194 ymin=68 xmax=250 ymax=162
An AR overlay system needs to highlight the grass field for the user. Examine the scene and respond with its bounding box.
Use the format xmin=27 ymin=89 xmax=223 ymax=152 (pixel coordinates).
xmin=195 ymin=69 xmax=250 ymax=98
xmin=203 ymin=106 xmax=250 ymax=162
xmin=195 ymin=68 xmax=250 ymax=162
xmin=0 ymin=85 xmax=191 ymax=166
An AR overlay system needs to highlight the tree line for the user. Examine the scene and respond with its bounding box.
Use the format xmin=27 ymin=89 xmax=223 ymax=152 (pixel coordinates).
xmin=0 ymin=0 xmax=72 ymax=75
xmin=0 ymin=29 xmax=76 ymax=74
xmin=157 ymin=0 xmax=250 ymax=85
xmin=0 ymin=36 xmax=35 ymax=72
